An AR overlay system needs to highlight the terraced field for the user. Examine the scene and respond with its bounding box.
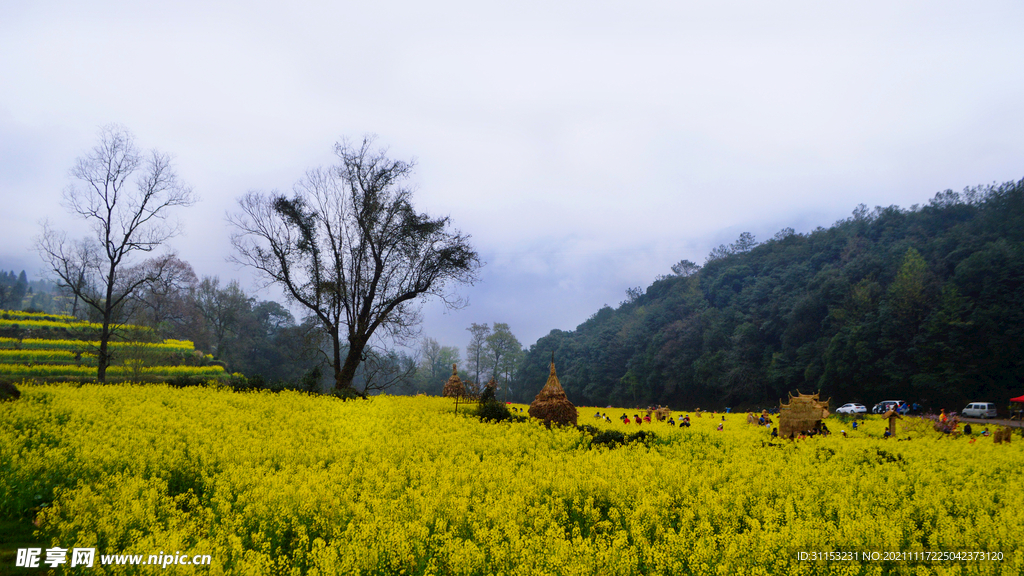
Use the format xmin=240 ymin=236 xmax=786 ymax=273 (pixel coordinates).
xmin=0 ymin=310 xmax=224 ymax=383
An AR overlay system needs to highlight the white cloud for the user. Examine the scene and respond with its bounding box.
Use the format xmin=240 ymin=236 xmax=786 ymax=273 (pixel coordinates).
xmin=2 ymin=0 xmax=1023 ymax=347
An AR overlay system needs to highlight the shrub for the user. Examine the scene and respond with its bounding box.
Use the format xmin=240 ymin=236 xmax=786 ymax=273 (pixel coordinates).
xmin=590 ymin=429 xmax=625 ymax=448
xmin=474 ymin=399 xmax=513 ymax=422
xmin=0 ymin=380 xmax=19 ymax=401
xmin=332 ymin=386 xmax=364 ymax=401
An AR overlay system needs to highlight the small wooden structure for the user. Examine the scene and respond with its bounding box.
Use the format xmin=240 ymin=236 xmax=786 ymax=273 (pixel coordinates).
xmin=778 ymin=392 xmax=830 ymax=438
xmin=647 ymin=406 xmax=670 ymax=421
xmin=528 ymin=356 xmax=577 ymax=426
xmin=882 ymin=408 xmax=903 ymax=437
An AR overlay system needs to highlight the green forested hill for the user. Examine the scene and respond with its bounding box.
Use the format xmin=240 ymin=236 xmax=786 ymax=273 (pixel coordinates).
xmin=521 ymin=179 xmax=1024 ymax=410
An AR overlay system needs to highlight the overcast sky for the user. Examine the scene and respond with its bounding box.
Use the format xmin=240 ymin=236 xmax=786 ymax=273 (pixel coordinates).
xmin=2 ymin=0 xmax=1023 ymax=354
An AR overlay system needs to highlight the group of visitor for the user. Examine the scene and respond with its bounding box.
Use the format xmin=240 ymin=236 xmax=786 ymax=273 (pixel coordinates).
xmin=591 ymin=411 xmax=695 ymax=428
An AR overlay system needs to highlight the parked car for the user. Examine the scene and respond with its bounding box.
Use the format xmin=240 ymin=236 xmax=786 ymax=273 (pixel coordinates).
xmin=836 ymin=403 xmax=867 ymax=414
xmin=962 ymin=402 xmax=998 ymax=419
xmin=872 ymin=400 xmax=904 ymax=414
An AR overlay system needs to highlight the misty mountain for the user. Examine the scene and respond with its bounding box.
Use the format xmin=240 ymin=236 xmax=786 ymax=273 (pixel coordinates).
xmin=521 ymin=179 xmax=1024 ymax=411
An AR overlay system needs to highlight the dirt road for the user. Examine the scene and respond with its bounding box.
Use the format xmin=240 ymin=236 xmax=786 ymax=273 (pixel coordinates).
xmin=958 ymin=416 xmax=1023 ymax=428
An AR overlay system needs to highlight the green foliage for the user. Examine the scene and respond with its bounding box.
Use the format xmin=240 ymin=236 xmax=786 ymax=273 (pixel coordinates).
xmin=473 ymin=398 xmax=514 ymax=422
xmin=332 ymin=386 xmax=364 ymax=401
xmin=0 ymin=381 xmax=19 ymax=402
xmin=0 ymin=270 xmax=28 ymax=310
xmin=521 ymin=179 xmax=1024 ymax=411
xmin=587 ymin=428 xmax=658 ymax=449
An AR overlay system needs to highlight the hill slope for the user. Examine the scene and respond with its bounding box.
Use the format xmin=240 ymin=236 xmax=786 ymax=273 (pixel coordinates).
xmin=521 ymin=179 xmax=1024 ymax=410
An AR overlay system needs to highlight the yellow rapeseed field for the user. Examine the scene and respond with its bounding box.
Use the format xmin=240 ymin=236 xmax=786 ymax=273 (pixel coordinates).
xmin=0 ymin=338 xmax=196 ymax=352
xmin=1 ymin=384 xmax=1021 ymax=575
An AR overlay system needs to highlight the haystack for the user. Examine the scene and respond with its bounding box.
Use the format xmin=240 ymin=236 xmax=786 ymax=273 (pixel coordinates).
xmin=528 ymin=359 xmax=577 ymax=426
xmin=442 ymin=364 xmax=465 ymax=398
xmin=654 ymin=407 xmax=671 ymax=421
xmin=994 ymin=427 xmax=1012 ymax=444
xmin=778 ymin=392 xmax=830 ymax=438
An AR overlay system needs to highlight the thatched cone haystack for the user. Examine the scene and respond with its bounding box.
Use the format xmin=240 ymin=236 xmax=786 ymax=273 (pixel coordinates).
xmin=779 ymin=392 xmax=830 ymax=438
xmin=528 ymin=360 xmax=577 ymax=426
xmin=442 ymin=364 xmax=465 ymax=398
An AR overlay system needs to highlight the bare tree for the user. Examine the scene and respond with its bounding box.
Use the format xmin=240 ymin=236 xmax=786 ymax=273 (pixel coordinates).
xmin=190 ymin=276 xmax=252 ymax=360
xmin=229 ymin=137 xmax=480 ymax=395
xmin=358 ymin=345 xmax=418 ymax=395
xmin=36 ymin=125 xmax=195 ymax=381
xmin=127 ymin=253 xmax=198 ymax=333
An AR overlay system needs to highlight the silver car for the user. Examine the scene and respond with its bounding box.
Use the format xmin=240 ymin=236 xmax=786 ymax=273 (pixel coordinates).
xmin=962 ymin=402 xmax=997 ymax=418
xmin=836 ymin=403 xmax=867 ymax=414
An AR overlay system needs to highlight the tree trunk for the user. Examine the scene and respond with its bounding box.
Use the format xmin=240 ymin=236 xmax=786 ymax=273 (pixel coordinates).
xmin=97 ymin=320 xmax=111 ymax=382
xmin=336 ymin=335 xmax=369 ymax=394
xmin=97 ymin=265 xmax=117 ymax=383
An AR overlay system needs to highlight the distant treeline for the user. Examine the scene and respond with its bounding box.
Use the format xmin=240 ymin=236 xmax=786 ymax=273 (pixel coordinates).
xmin=520 ymin=179 xmax=1024 ymax=411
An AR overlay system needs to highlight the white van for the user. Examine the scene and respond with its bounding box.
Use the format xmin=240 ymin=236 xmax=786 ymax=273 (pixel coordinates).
xmin=962 ymin=402 xmax=997 ymax=419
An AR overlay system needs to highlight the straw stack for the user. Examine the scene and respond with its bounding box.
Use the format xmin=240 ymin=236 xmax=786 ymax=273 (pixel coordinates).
xmin=442 ymin=364 xmax=465 ymax=398
xmin=778 ymin=392 xmax=829 ymax=438
xmin=528 ymin=359 xmax=577 ymax=426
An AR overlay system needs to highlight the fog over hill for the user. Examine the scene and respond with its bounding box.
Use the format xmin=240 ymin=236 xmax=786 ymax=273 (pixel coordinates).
xmin=3 ymin=1 xmax=1024 ymax=353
